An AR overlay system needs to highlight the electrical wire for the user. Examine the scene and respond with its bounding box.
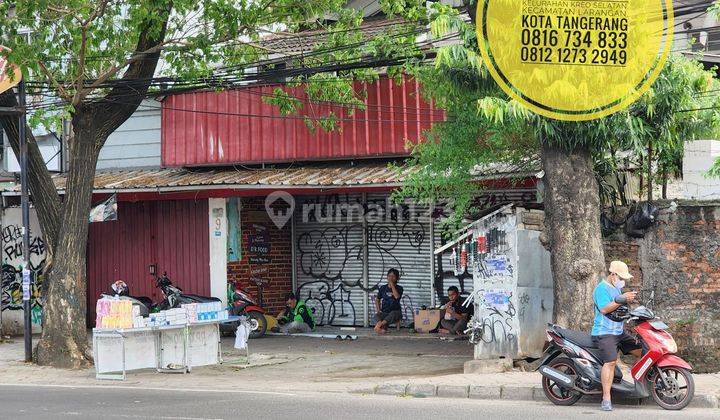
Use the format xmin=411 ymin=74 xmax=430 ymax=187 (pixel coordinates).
xmin=93 ymin=93 xmax=452 ymax=124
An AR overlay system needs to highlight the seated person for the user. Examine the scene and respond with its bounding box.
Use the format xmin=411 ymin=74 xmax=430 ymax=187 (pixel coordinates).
xmin=374 ymin=268 xmax=404 ymax=334
xmin=439 ymin=286 xmax=473 ymax=335
xmin=277 ymin=292 xmax=315 ymax=334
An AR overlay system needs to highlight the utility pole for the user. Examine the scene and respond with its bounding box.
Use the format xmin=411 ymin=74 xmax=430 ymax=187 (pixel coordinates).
xmin=18 ymin=79 xmax=32 ymax=362
xmin=0 ymin=48 xmax=25 ymax=351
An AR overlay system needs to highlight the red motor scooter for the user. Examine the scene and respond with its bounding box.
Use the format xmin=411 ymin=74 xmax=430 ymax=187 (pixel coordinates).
xmin=537 ymin=296 xmax=694 ymax=410
xmin=220 ymin=280 xmax=267 ymax=338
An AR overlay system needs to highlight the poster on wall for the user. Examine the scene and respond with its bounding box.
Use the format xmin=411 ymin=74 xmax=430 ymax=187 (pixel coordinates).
xmin=89 ymin=194 xmax=118 ymax=223
xmin=227 ymin=198 xmax=241 ymax=262
xmin=246 ymin=222 xmax=271 ymax=303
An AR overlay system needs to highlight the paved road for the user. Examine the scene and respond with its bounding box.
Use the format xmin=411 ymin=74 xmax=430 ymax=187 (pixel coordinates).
xmin=0 ymin=385 xmax=716 ymax=420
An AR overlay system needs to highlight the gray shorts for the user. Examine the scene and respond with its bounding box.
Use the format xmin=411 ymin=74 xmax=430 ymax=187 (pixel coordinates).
xmin=375 ymin=310 xmax=402 ymax=325
xmin=441 ymin=318 xmax=468 ymax=334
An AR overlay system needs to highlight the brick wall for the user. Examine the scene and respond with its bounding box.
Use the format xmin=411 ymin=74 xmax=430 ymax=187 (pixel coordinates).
xmin=227 ymin=198 xmax=293 ymax=315
xmin=603 ymin=240 xmax=643 ymax=289
xmin=603 ymin=201 xmax=720 ymax=373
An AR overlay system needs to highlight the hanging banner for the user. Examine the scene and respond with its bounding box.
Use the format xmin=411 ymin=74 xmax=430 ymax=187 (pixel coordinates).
xmin=476 ymin=0 xmax=674 ymax=121
xmin=0 ymin=46 xmax=22 ymax=94
xmin=89 ymin=194 xmax=118 ymax=223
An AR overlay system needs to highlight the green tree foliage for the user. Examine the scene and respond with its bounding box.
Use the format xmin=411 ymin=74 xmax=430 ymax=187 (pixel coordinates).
xmin=395 ymin=7 xmax=720 ymax=223
xmin=0 ymin=0 xmax=349 ymax=120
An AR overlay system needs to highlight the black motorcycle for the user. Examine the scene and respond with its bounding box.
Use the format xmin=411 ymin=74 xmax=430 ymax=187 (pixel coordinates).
xmin=151 ymin=267 xmax=221 ymax=310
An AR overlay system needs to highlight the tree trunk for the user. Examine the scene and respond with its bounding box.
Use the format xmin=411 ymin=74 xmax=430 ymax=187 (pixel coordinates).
xmin=35 ymin=112 xmax=101 ymax=368
xmin=541 ymin=141 xmax=606 ymax=331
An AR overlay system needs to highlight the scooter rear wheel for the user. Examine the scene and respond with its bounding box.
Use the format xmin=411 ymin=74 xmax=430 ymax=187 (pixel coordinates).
xmin=247 ymin=311 xmax=267 ymax=339
xmin=541 ymin=357 xmax=583 ymax=406
xmin=649 ymin=366 xmax=694 ymax=410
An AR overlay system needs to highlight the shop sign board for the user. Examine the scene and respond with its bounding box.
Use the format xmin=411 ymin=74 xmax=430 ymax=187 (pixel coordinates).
xmin=0 ymin=46 xmax=21 ymax=95
xmin=476 ymin=0 xmax=674 ymax=121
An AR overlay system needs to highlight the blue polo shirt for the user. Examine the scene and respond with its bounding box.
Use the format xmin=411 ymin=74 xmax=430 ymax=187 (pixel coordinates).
xmin=591 ymin=279 xmax=624 ymax=336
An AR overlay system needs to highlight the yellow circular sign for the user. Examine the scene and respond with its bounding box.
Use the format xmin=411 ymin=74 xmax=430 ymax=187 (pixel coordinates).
xmin=477 ymin=0 xmax=674 ymax=121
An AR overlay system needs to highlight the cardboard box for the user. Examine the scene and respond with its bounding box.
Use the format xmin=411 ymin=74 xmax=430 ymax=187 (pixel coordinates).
xmin=413 ymin=309 xmax=442 ymax=333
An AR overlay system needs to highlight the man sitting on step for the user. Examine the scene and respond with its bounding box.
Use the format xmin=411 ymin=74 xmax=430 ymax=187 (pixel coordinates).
xmin=277 ymin=292 xmax=316 ymax=334
xmin=439 ymin=286 xmax=473 ymax=335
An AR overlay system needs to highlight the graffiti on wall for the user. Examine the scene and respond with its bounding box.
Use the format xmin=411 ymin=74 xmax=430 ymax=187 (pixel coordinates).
xmin=1 ymin=223 xmax=46 ymax=324
xmin=465 ymin=213 xmax=519 ymax=355
xmin=296 ymin=195 xmax=425 ymax=325
xmin=468 ymin=288 xmax=517 ymax=344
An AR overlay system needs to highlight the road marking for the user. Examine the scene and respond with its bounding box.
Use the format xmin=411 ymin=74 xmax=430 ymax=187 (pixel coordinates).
xmin=110 ymin=415 xmax=223 ymax=420
xmin=0 ymin=382 xmax=296 ymax=396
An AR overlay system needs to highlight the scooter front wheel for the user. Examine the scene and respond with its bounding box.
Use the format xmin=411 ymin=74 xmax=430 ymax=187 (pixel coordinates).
xmin=541 ymin=357 xmax=583 ymax=406
xmin=649 ymin=366 xmax=695 ymax=410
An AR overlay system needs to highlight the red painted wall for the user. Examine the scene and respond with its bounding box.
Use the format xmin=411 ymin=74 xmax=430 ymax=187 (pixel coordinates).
xmin=161 ymin=75 xmax=443 ymax=166
xmin=86 ymin=199 xmax=210 ymax=323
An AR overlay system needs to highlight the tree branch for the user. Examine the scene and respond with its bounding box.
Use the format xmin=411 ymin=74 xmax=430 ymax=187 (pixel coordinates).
xmin=88 ymin=2 xmax=173 ymax=140
xmin=37 ymin=61 xmax=73 ymax=103
xmin=0 ymin=90 xmax=62 ymax=259
xmin=72 ymin=26 xmax=89 ymax=106
xmin=82 ymin=0 xmax=111 ymax=27
xmin=77 ymin=37 xmax=186 ymax=100
xmin=464 ymin=0 xmax=477 ymax=27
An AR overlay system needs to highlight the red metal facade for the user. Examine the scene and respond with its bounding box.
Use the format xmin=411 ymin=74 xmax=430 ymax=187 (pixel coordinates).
xmin=86 ymin=199 xmax=210 ymax=322
xmin=161 ymin=75 xmax=443 ymax=166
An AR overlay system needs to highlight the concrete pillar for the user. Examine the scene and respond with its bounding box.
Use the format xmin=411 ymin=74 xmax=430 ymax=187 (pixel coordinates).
xmin=208 ymin=198 xmax=228 ymax=306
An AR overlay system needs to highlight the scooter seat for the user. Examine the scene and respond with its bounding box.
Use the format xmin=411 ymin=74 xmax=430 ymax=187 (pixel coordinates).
xmin=556 ymin=327 xmax=597 ymax=348
xmin=552 ymin=325 xmax=624 ymax=380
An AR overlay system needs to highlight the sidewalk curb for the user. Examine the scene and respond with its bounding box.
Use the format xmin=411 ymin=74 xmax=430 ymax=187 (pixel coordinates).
xmin=351 ymin=384 xmax=720 ymax=409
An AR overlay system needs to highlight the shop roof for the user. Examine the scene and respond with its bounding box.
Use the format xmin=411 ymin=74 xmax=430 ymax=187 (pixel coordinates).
xmin=2 ymin=161 xmax=540 ymax=195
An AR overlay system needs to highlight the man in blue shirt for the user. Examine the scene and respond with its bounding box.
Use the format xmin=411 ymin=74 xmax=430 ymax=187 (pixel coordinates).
xmin=592 ymin=260 xmax=641 ymax=411
xmin=373 ymin=268 xmax=403 ymax=334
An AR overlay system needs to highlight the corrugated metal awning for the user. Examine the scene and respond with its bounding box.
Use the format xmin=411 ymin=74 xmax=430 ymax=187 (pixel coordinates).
xmin=2 ymin=161 xmax=540 ymax=195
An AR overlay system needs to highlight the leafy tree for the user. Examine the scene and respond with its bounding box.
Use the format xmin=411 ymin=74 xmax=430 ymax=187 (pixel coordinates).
xmin=0 ymin=0 xmax=350 ymax=368
xmin=395 ymin=4 xmax=720 ymax=330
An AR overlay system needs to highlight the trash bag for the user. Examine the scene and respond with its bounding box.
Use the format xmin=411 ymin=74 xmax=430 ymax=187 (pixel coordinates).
xmin=234 ymin=321 xmax=250 ymax=350
xmin=625 ymin=202 xmax=659 ymax=238
xmin=600 ymin=213 xmax=619 ymax=237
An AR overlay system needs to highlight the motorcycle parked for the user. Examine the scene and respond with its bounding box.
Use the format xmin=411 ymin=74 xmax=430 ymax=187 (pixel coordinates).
xmin=537 ymin=298 xmax=693 ymax=410
xmin=219 ymin=281 xmax=267 ymax=339
xmin=152 ymin=269 xmax=221 ymax=311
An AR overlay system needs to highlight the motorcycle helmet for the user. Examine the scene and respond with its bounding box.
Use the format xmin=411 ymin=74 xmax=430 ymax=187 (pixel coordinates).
xmin=111 ymin=280 xmax=129 ymax=296
xmin=605 ymin=304 xmax=629 ymax=322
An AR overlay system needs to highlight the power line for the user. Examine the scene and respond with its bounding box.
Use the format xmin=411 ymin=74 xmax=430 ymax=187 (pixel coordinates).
xmin=96 ymin=94 xmax=450 ymax=124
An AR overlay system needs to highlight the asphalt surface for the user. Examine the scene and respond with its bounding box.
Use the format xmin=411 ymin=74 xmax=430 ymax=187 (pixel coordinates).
xmin=0 ymin=384 xmax=716 ymax=420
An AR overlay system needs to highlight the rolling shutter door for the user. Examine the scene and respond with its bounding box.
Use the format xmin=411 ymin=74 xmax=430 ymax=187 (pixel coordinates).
xmin=293 ymin=194 xmax=366 ymax=326
xmin=366 ymin=194 xmax=433 ymax=324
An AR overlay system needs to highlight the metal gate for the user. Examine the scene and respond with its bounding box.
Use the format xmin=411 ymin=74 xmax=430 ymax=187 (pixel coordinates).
xmin=86 ymin=199 xmax=210 ymax=324
xmin=293 ymin=193 xmax=433 ymax=326
xmin=366 ymin=193 xmax=432 ymax=325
